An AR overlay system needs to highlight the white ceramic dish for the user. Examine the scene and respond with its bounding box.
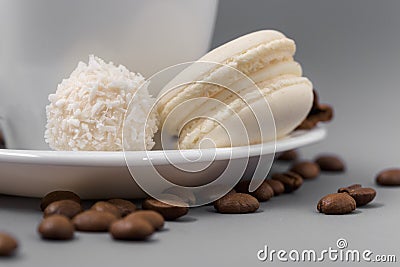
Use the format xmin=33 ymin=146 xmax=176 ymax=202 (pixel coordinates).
xmin=0 ymin=127 xmax=326 ymax=199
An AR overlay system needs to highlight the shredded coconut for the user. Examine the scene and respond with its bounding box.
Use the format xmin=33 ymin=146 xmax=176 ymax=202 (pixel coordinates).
xmin=45 ymin=55 xmax=158 ymax=151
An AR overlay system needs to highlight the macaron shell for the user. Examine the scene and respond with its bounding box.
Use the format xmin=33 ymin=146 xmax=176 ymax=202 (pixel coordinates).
xmin=180 ymin=80 xmax=313 ymax=148
xmin=161 ymin=60 xmax=302 ymax=136
xmin=159 ymin=30 xmax=286 ymax=100
xmin=158 ymin=30 xmax=295 ymax=123
xmin=265 ymin=81 xmax=313 ymax=137
xmin=190 ymin=98 xmax=275 ymax=148
xmin=200 ymin=30 xmax=287 ymax=65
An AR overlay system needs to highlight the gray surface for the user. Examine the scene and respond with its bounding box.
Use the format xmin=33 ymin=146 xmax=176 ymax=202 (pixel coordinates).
xmin=1 ymin=0 xmax=400 ymax=266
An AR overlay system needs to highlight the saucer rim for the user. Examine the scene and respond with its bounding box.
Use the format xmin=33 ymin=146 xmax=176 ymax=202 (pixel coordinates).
xmin=0 ymin=126 xmax=326 ymax=166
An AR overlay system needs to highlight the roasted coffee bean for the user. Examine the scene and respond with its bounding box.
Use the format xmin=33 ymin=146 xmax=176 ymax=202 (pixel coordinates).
xmin=317 ymin=193 xmax=356 ymax=215
xmin=0 ymin=232 xmax=18 ymax=256
xmin=296 ymin=105 xmax=334 ymax=130
xmin=376 ymin=169 xmax=400 ymax=186
xmin=203 ymin=185 xmax=236 ymax=204
xmin=110 ymin=218 xmax=154 ymax=241
xmin=297 ymin=90 xmax=334 ymax=130
xmin=252 ymin=182 xmax=274 ymax=201
xmin=72 ymin=210 xmax=118 ymax=232
xmin=314 ymin=155 xmax=345 ymax=172
xmin=43 ymin=200 xmax=83 ymax=219
xmin=38 ymin=215 xmax=74 ymax=240
xmin=347 ymin=188 xmax=376 ymax=207
xmin=252 ymin=183 xmax=273 ymax=201
xmin=290 ymin=161 xmax=320 ymax=180
xmin=126 ymin=210 xmax=164 ymax=231
xmin=142 ymin=198 xmax=188 ymax=221
xmin=277 ymin=149 xmax=298 ymax=161
xmin=107 ymin=199 xmax=136 ymax=217
xmin=265 ymin=179 xmax=285 ymax=196
xmin=309 ymin=104 xmax=334 ymax=123
xmin=338 ymin=185 xmax=376 ymax=206
xmin=40 ymin=191 xmax=81 ymax=211
xmin=91 ymin=201 xmax=121 ymax=218
xmin=235 ymin=180 xmax=274 ymax=201
xmin=214 ymin=193 xmax=259 ymax=214
xmin=338 ymin=184 xmax=361 ymax=192
xmin=271 ymin=172 xmax=303 ymax=193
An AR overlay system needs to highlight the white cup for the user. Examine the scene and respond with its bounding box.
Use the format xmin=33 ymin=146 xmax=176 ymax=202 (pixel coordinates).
xmin=0 ymin=0 xmax=218 ymax=149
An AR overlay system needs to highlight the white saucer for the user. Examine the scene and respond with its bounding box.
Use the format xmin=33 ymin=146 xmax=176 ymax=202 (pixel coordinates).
xmin=0 ymin=127 xmax=326 ymax=199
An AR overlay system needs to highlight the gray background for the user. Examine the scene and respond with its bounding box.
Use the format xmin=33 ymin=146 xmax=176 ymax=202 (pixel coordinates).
xmin=1 ymin=0 xmax=400 ymax=266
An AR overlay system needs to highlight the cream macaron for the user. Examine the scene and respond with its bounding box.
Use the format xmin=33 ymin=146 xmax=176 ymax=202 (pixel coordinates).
xmin=157 ymin=30 xmax=313 ymax=149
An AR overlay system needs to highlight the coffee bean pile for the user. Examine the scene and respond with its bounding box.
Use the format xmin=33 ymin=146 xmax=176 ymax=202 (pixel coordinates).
xmin=213 ymin=152 xmax=346 ymax=214
xmin=289 ymin=153 xmax=378 ymax=215
xmin=36 ymin=191 xmax=188 ymax=242
xmin=2 ymin=148 xmax=400 ymax=257
xmin=318 ymin=184 xmax=376 ymax=215
xmin=213 ymin=171 xmax=302 ymax=214
xmin=283 ymin=153 xmax=378 ymax=215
